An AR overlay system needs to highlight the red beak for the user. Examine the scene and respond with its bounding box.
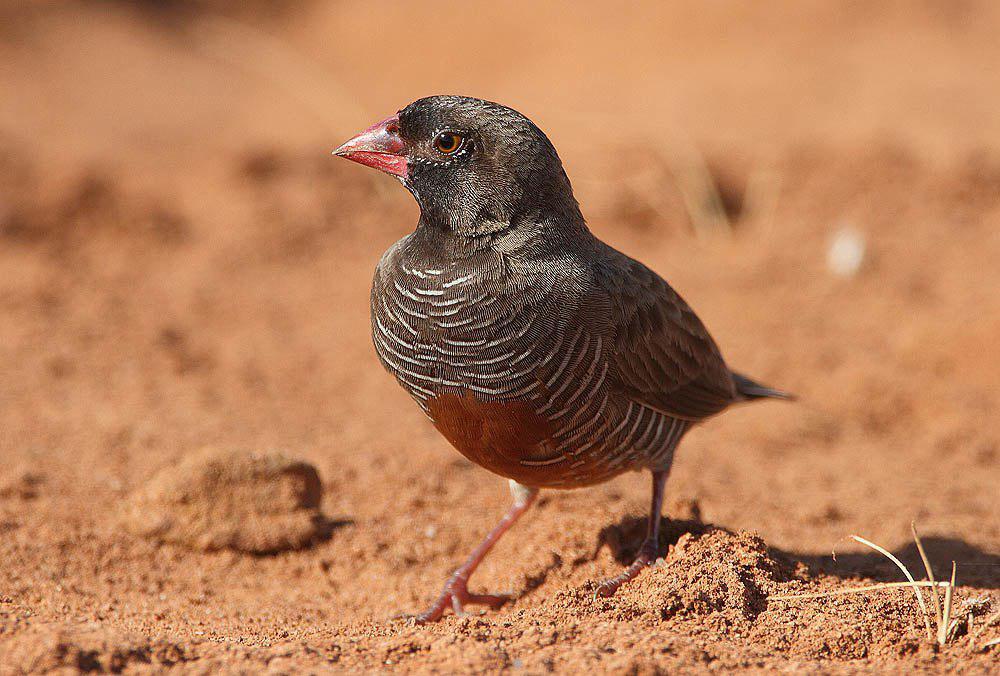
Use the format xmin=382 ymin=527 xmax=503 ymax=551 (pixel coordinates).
xmin=333 ymin=115 xmax=408 ymax=179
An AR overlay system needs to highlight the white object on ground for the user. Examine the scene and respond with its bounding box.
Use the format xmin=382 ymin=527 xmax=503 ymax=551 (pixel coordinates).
xmin=827 ymin=226 xmax=867 ymax=277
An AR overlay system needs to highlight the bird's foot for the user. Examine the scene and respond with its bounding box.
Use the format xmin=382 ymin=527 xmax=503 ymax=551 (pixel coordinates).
xmin=593 ymin=538 xmax=661 ymax=599
xmin=405 ymin=573 xmax=509 ymax=624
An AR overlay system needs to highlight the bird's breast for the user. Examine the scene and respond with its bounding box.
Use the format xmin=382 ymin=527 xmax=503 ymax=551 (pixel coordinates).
xmin=370 ymin=244 xmax=682 ymax=487
xmin=371 ymin=254 xmax=553 ymax=405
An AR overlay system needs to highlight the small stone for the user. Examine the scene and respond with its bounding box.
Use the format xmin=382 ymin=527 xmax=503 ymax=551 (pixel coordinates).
xmin=826 ymin=225 xmax=867 ymax=277
xmin=121 ymin=447 xmax=326 ymax=553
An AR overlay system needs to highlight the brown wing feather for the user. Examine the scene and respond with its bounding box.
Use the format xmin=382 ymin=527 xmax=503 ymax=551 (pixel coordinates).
xmin=587 ymin=246 xmax=737 ymax=421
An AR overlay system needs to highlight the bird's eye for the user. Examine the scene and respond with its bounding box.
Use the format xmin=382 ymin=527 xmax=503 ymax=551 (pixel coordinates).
xmin=433 ymin=131 xmax=464 ymax=155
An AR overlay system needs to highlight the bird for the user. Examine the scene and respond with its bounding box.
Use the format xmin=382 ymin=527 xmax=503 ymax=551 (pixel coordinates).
xmin=334 ymin=95 xmax=792 ymax=623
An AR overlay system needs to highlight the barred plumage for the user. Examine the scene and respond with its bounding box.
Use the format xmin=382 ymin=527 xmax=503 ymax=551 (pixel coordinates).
xmin=336 ymin=94 xmax=792 ymax=622
xmin=371 ymin=228 xmax=699 ymax=488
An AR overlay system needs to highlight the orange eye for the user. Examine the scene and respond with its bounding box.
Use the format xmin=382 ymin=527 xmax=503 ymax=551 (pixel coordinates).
xmin=433 ymin=131 xmax=463 ymax=154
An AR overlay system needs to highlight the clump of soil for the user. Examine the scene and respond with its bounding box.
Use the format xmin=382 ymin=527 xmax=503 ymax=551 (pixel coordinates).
xmin=585 ymin=526 xmax=799 ymax=629
xmin=641 ymin=528 xmax=793 ymax=622
xmin=562 ymin=526 xmax=992 ymax=664
xmin=121 ymin=447 xmax=326 ymax=553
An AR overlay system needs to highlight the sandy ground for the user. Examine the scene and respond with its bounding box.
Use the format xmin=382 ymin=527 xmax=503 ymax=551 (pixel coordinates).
xmin=1 ymin=1 xmax=999 ymax=673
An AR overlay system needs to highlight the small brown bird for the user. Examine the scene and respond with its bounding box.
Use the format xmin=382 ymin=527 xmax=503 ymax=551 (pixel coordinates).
xmin=335 ymin=96 xmax=791 ymax=623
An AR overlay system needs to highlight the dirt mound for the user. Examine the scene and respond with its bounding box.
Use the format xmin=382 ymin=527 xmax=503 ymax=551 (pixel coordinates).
xmin=639 ymin=528 xmax=794 ymax=622
xmin=121 ymin=447 xmax=326 ymax=553
xmin=558 ymin=526 xmax=997 ymax=663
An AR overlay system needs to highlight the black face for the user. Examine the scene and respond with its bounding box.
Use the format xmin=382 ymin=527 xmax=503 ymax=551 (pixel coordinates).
xmin=396 ymin=96 xmax=581 ymax=237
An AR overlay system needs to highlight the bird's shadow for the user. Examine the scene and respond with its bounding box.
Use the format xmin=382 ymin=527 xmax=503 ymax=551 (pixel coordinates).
xmin=595 ymin=515 xmax=1000 ymax=589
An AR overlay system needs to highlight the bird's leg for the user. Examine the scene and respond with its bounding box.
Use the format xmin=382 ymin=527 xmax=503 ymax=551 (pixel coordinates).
xmin=594 ymin=469 xmax=669 ymax=599
xmin=410 ymin=480 xmax=538 ymax=624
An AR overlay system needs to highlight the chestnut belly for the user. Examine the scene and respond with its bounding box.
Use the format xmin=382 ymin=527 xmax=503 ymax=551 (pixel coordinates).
xmin=425 ymin=390 xmax=631 ymax=488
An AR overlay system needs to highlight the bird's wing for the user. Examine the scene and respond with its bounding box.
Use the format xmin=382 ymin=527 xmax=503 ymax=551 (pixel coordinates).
xmin=584 ymin=246 xmax=737 ymax=421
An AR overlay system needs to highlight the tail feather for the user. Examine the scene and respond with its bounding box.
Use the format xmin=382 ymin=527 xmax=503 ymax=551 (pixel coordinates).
xmin=731 ymin=371 xmax=796 ymax=401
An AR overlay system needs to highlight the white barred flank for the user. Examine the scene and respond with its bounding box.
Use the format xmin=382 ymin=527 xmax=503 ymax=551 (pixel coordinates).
xmin=373 ymin=250 xmax=690 ymax=485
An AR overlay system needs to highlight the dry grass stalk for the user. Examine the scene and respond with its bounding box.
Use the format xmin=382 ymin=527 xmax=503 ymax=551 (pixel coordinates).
xmin=741 ymin=163 xmax=781 ymax=234
xmin=939 ymin=561 xmax=956 ymax=645
xmin=770 ymin=527 xmax=977 ymax=647
xmin=652 ymin=140 xmax=732 ymax=240
xmin=770 ymin=580 xmax=948 ymax=602
xmin=911 ymin=522 xmax=943 ymax=633
xmin=850 ymin=534 xmax=934 ymax=641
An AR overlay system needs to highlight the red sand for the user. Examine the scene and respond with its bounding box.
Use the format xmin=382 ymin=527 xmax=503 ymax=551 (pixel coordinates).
xmin=1 ymin=2 xmax=998 ymax=672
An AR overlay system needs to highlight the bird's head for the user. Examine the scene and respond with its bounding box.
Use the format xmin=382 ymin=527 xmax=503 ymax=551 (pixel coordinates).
xmin=334 ymin=95 xmax=582 ymax=237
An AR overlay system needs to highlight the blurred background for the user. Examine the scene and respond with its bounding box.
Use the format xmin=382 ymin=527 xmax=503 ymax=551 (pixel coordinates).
xmin=1 ymin=0 xmax=998 ymax=669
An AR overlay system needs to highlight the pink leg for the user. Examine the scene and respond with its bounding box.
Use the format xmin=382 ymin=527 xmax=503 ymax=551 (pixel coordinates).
xmin=594 ymin=470 xmax=668 ymax=598
xmin=410 ymin=482 xmax=538 ymax=623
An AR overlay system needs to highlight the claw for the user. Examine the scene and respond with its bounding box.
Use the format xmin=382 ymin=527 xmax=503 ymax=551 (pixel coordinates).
xmin=407 ymin=576 xmax=510 ymax=624
xmin=400 ymin=485 xmax=538 ymax=624
xmin=593 ymin=539 xmax=661 ymax=599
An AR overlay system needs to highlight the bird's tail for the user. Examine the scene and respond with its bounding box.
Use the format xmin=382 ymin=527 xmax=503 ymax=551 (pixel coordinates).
xmin=731 ymin=371 xmax=796 ymax=401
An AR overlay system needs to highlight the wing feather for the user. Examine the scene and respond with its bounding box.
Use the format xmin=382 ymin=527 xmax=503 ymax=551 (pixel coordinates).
xmin=586 ymin=246 xmax=737 ymax=421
